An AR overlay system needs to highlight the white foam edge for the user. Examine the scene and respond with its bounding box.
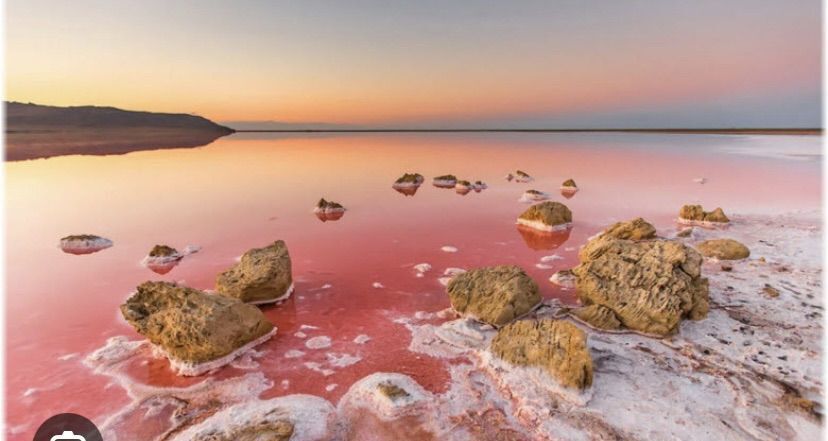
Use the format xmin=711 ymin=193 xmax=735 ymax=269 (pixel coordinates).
xmin=140 ymin=254 xmax=184 ymax=266
xmin=312 ymin=206 xmax=347 ymax=214
xmin=515 ymin=219 xmax=572 ymax=232
xmin=159 ymin=327 xmax=277 ymax=376
xmin=432 ymin=179 xmax=457 ymax=186
xmin=676 ymin=217 xmax=730 ymax=227
xmin=247 ymin=282 xmax=295 ymax=305
xmin=173 ymin=394 xmax=337 ymax=441
xmin=392 ymin=181 xmax=422 ymax=189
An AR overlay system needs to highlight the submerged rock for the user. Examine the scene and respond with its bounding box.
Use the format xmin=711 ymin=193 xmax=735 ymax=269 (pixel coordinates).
xmin=516 ymin=201 xmax=572 ymax=232
xmin=433 ymin=174 xmax=457 ymax=188
xmin=142 ymin=244 xmax=184 ymax=274
xmin=678 ymin=204 xmax=730 ymax=225
xmin=392 ymin=173 xmax=424 ymax=188
xmin=120 ymin=281 xmax=275 ymax=376
xmin=216 ymin=240 xmax=294 ymax=304
xmin=695 ymin=238 xmax=751 ymax=260
xmin=472 ymin=180 xmax=488 ymax=192
xmin=561 ymin=178 xmax=577 ymax=189
xmin=570 ymin=305 xmax=622 ymax=330
xmin=446 ymin=265 xmax=541 ymax=326
xmin=573 ymin=226 xmax=709 ymax=335
xmin=59 ymin=234 xmax=113 ymax=255
xmin=599 ymin=217 xmax=657 ymax=241
xmin=519 ymin=189 xmax=550 ymax=203
xmin=490 ymin=319 xmax=593 ymax=390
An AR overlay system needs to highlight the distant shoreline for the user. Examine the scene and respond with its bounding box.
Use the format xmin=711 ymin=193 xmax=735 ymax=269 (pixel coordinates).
xmin=233 ymin=128 xmax=821 ymax=135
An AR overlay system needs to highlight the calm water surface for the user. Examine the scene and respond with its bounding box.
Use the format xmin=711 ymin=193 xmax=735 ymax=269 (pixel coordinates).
xmin=5 ymin=132 xmax=821 ymax=439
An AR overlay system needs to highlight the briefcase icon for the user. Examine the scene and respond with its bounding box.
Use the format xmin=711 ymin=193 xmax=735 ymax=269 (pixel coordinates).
xmin=51 ymin=431 xmax=86 ymax=441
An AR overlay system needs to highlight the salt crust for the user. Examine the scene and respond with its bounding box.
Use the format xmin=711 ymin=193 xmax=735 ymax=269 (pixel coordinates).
xmin=173 ymin=394 xmax=338 ymax=441
xmin=515 ymin=218 xmax=572 ymax=232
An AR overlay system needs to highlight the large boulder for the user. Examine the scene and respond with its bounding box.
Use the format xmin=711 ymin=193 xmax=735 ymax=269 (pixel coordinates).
xmin=216 ymin=241 xmax=293 ymax=304
xmin=120 ymin=281 xmax=275 ymax=375
xmin=678 ymin=205 xmax=730 ymax=224
xmin=599 ymin=217 xmax=656 ymax=241
xmin=446 ymin=265 xmax=541 ymax=326
xmin=570 ymin=304 xmax=622 ymax=330
xmin=490 ymin=319 xmax=593 ymax=390
xmin=516 ymin=201 xmax=572 ymax=232
xmin=573 ymin=225 xmax=709 ymax=336
xmin=695 ymin=238 xmax=750 ymax=260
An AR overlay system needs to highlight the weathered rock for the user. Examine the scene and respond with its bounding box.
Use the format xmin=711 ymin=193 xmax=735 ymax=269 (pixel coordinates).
xmin=676 ymin=228 xmax=693 ymax=238
xmin=490 ymin=319 xmax=593 ymax=389
xmin=314 ymin=198 xmax=345 ymax=214
xmin=679 ymin=204 xmax=730 ymax=224
xmin=433 ymin=174 xmax=457 ymax=187
xmin=561 ymin=178 xmax=577 ymax=188
xmin=514 ymin=170 xmax=533 ymax=182
xmin=763 ymin=284 xmax=780 ymax=298
xmin=517 ymin=201 xmax=572 ymax=232
xmin=174 ymin=395 xmax=336 ymax=441
xmin=446 ymin=265 xmax=541 ymax=326
xmin=148 ymin=244 xmax=179 ymax=258
xmin=393 ymin=173 xmax=424 ymax=187
xmin=216 ymin=241 xmax=294 ymax=304
xmin=573 ymin=233 xmax=709 ymax=335
xmin=599 ymin=217 xmax=656 ymax=241
xmin=59 ymin=234 xmax=113 ymax=255
xmin=472 ymin=180 xmax=488 ymax=191
xmin=695 ymin=238 xmax=750 ymax=260
xmin=377 ymin=381 xmax=411 ymax=400
xmin=120 ymin=281 xmax=274 ymax=375
xmin=570 ymin=305 xmax=622 ymax=330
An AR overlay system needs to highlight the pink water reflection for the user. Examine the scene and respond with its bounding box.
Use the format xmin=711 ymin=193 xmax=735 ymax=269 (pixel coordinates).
xmin=5 ymin=132 xmax=820 ymax=439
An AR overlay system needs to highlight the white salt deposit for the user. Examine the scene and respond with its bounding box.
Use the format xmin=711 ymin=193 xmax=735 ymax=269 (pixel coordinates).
xmin=284 ymin=350 xmax=305 ymax=359
xmin=353 ymin=334 xmax=371 ymax=344
xmin=326 ymin=352 xmax=362 ymax=368
xmin=338 ymin=372 xmax=433 ymax=420
xmin=413 ymin=263 xmax=432 ymax=274
xmin=535 ymin=263 xmax=555 ymax=269
xmin=548 ymin=270 xmax=576 ymax=289
xmin=441 ymin=245 xmax=458 ymax=253
xmin=162 ymin=327 xmax=278 ymax=376
xmin=326 ymin=384 xmax=338 ymax=392
xmin=516 ymin=218 xmax=572 ymax=232
xmin=172 ymin=394 xmax=338 ymax=441
xmin=372 ymin=282 xmax=384 ymax=289
xmin=248 ymin=282 xmax=294 ymax=305
xmin=304 ymin=362 xmax=335 ymax=377
xmin=693 ymin=177 xmax=707 ymax=184
xmin=540 ymin=254 xmax=563 ymax=263
xmin=294 ymin=331 xmax=308 ymax=339
xmin=305 ymin=336 xmax=332 ymax=350
xmin=519 ymin=190 xmax=550 ymax=203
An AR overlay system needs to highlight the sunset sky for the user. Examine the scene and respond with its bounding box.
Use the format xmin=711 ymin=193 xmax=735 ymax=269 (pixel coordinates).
xmin=6 ymin=0 xmax=822 ymax=128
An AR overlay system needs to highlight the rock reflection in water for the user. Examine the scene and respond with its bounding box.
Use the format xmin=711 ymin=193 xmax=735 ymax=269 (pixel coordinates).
xmin=515 ymin=224 xmax=571 ymax=250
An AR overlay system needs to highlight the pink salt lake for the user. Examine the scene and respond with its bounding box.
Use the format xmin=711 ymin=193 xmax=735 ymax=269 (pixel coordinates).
xmin=5 ymin=132 xmax=821 ymax=439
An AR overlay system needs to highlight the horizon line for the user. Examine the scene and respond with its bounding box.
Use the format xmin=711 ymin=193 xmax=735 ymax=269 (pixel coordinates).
xmin=232 ymin=128 xmax=822 ymax=134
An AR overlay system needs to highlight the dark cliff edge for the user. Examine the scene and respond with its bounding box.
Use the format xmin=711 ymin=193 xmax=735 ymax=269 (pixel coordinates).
xmin=5 ymin=102 xmax=235 ymax=161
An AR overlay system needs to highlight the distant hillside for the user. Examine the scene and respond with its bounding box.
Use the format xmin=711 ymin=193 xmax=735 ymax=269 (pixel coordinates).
xmin=5 ymin=102 xmax=234 ymax=160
